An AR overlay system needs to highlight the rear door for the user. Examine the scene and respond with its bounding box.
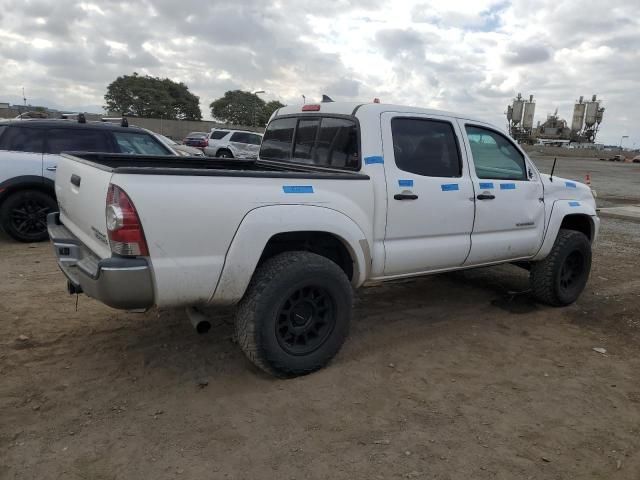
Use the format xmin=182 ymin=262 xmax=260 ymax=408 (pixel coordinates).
xmin=43 ymin=127 xmax=115 ymax=181
xmin=0 ymin=125 xmax=45 ymax=183
xmin=459 ymin=122 xmax=545 ymax=264
xmin=381 ymin=113 xmax=475 ymax=276
xmin=229 ymin=132 xmax=262 ymax=158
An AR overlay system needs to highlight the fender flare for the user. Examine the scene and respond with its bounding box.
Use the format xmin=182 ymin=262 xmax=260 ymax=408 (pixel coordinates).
xmin=532 ymin=199 xmax=598 ymax=261
xmin=210 ymin=204 xmax=370 ymax=305
xmin=0 ymin=175 xmax=55 ymax=203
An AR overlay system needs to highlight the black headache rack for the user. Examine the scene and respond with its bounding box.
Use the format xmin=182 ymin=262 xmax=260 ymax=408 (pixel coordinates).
xmin=61 ymin=152 xmax=371 ymax=180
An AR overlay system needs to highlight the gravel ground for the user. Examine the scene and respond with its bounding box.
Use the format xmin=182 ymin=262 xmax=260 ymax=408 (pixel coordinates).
xmin=1 ymin=156 xmax=639 ymax=479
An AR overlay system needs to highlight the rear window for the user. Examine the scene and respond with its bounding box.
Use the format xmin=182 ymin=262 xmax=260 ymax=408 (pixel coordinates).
xmin=391 ymin=118 xmax=461 ymax=177
xmin=46 ymin=128 xmax=113 ymax=154
xmin=0 ymin=126 xmax=45 ymax=153
xmin=187 ymin=132 xmax=208 ymax=139
xmin=230 ymin=132 xmax=262 ymax=145
xmin=260 ymin=116 xmax=359 ymax=169
xmin=210 ymin=130 xmax=229 ymax=140
xmin=112 ymin=131 xmax=170 ymax=155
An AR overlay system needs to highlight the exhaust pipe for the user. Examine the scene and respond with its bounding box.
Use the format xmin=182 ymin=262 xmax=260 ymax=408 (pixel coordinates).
xmin=186 ymin=307 xmax=211 ymax=334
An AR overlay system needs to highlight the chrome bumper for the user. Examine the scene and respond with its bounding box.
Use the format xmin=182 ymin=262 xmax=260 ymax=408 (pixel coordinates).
xmin=47 ymin=212 xmax=154 ymax=310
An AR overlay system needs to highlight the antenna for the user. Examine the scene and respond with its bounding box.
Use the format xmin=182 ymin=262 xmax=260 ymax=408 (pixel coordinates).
xmin=550 ymin=157 xmax=557 ymax=182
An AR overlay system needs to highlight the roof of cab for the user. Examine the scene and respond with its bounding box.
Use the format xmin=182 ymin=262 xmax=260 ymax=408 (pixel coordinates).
xmin=274 ymin=101 xmax=487 ymax=124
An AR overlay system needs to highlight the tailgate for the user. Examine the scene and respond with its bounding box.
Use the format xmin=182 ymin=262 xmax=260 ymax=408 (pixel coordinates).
xmin=55 ymin=154 xmax=113 ymax=259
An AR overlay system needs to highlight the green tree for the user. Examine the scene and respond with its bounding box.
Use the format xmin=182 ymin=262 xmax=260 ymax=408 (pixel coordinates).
xmin=104 ymin=73 xmax=202 ymax=120
xmin=210 ymin=90 xmax=284 ymax=126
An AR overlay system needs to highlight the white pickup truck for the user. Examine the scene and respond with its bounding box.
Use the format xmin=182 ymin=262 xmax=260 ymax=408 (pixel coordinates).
xmin=48 ymin=101 xmax=599 ymax=377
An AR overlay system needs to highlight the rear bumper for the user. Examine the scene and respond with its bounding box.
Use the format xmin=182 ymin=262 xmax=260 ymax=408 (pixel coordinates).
xmin=47 ymin=213 xmax=154 ymax=310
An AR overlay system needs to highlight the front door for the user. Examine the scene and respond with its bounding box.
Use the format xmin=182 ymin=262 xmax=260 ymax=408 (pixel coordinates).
xmin=382 ymin=113 xmax=475 ymax=276
xmin=459 ymin=122 xmax=545 ymax=265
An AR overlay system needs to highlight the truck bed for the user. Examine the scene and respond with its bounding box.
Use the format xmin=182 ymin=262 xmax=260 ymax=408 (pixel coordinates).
xmin=62 ymin=152 xmax=370 ymax=180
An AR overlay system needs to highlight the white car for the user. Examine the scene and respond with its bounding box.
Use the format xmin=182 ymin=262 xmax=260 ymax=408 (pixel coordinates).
xmin=203 ymin=129 xmax=263 ymax=159
xmin=48 ymin=101 xmax=599 ymax=377
xmin=0 ymin=118 xmax=175 ymax=242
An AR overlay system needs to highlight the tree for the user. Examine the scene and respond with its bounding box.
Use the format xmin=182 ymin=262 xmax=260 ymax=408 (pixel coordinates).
xmin=104 ymin=73 xmax=202 ymax=120
xmin=210 ymin=90 xmax=284 ymax=126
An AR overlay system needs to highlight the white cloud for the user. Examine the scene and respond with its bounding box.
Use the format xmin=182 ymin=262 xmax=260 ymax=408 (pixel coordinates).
xmin=0 ymin=0 xmax=638 ymax=145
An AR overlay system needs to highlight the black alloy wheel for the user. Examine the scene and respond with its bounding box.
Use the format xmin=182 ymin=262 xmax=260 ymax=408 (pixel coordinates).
xmin=276 ymin=286 xmax=336 ymax=356
xmin=1 ymin=190 xmax=57 ymax=242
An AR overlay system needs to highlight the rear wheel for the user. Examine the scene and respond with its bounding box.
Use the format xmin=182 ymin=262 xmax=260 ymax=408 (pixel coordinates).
xmin=235 ymin=251 xmax=352 ymax=377
xmin=217 ymin=149 xmax=233 ymax=158
xmin=0 ymin=190 xmax=57 ymax=242
xmin=530 ymin=229 xmax=592 ymax=306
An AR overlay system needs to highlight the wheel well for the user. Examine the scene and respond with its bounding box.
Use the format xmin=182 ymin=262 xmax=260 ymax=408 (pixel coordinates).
xmin=258 ymin=231 xmax=354 ymax=280
xmin=560 ymin=214 xmax=593 ymax=241
xmin=0 ymin=183 xmax=55 ymax=205
xmin=217 ymin=148 xmax=232 ymax=155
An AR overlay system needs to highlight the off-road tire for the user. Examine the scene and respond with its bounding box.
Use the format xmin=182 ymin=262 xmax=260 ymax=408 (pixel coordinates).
xmin=235 ymin=251 xmax=353 ymax=377
xmin=530 ymin=229 xmax=592 ymax=306
xmin=0 ymin=190 xmax=57 ymax=242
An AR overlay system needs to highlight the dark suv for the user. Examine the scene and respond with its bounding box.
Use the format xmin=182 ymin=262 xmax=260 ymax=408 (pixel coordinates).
xmin=0 ymin=119 xmax=174 ymax=242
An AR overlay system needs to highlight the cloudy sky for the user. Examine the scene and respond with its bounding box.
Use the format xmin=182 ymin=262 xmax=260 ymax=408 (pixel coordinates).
xmin=0 ymin=0 xmax=638 ymax=146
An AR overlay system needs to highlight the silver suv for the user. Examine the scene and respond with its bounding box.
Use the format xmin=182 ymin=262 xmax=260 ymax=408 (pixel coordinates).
xmin=0 ymin=119 xmax=174 ymax=242
xmin=203 ymin=129 xmax=263 ymax=159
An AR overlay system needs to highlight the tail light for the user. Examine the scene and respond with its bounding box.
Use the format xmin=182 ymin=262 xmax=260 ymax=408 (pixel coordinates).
xmin=105 ymin=184 xmax=149 ymax=256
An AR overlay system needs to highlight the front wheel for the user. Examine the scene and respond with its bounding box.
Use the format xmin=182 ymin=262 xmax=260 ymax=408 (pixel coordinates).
xmin=530 ymin=229 xmax=592 ymax=306
xmin=235 ymin=251 xmax=353 ymax=377
xmin=0 ymin=190 xmax=57 ymax=242
xmin=217 ymin=149 xmax=233 ymax=158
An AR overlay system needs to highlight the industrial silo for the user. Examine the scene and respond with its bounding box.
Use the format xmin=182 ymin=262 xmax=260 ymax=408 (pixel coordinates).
xmin=522 ymin=95 xmax=535 ymax=129
xmin=571 ymin=96 xmax=586 ymax=133
xmin=512 ymin=93 xmax=524 ymax=125
xmin=585 ymin=94 xmax=600 ymax=128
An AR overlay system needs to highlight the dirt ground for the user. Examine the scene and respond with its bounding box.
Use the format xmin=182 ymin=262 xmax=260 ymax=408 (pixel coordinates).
xmin=1 ymin=159 xmax=640 ymax=479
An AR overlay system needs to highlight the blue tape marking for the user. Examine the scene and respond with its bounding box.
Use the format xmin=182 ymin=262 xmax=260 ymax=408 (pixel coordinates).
xmin=441 ymin=183 xmax=459 ymax=191
xmin=565 ymin=181 xmax=577 ymax=188
xmin=398 ymin=179 xmax=414 ymax=187
xmin=569 ymin=201 xmax=580 ymax=207
xmin=500 ymin=183 xmax=516 ymax=190
xmin=364 ymin=156 xmax=384 ymax=165
xmin=479 ymin=182 xmax=494 ymax=189
xmin=283 ymin=185 xmax=314 ymax=194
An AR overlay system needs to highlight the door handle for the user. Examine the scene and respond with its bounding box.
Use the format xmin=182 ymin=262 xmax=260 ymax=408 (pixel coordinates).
xmin=394 ymin=193 xmax=418 ymax=200
xmin=46 ymin=166 xmax=57 ymax=171
xmin=70 ymin=174 xmax=81 ymax=187
xmin=476 ymin=194 xmax=495 ymax=200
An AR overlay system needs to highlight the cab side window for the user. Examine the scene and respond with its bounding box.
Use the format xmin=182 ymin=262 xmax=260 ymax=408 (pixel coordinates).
xmin=0 ymin=126 xmax=45 ymax=153
xmin=46 ymin=128 xmax=113 ymax=154
xmin=465 ymin=126 xmax=527 ymax=180
xmin=391 ymin=118 xmax=461 ymax=177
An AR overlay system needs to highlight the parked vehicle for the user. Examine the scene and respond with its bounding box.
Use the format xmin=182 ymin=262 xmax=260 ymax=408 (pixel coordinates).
xmin=48 ymin=101 xmax=599 ymax=377
xmin=0 ymin=118 xmax=175 ymax=242
xmin=203 ymin=129 xmax=263 ymax=159
xmin=183 ymin=132 xmax=209 ymax=149
xmin=632 ymin=155 xmax=640 ymax=164
xmin=154 ymin=133 xmax=204 ymax=157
